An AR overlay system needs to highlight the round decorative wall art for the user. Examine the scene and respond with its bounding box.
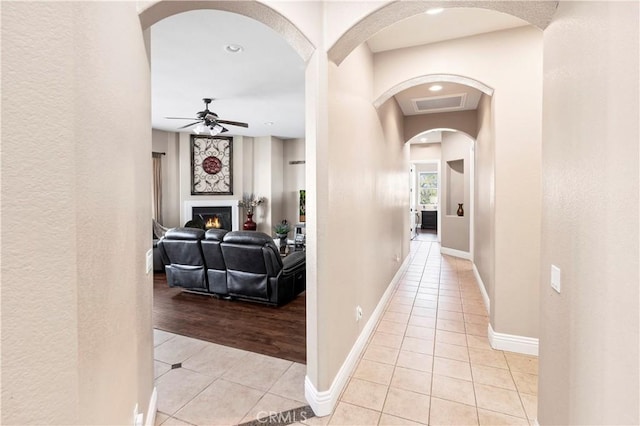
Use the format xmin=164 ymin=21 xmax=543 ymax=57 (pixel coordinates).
xmin=202 ymin=156 xmax=222 ymax=175
xmin=190 ymin=135 xmax=233 ymax=195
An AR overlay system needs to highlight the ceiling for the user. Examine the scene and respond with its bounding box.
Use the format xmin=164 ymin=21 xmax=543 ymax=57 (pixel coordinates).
xmin=150 ymin=7 xmax=529 ymax=139
xmin=366 ymin=7 xmax=529 ymax=53
xmin=394 ymin=82 xmax=482 ymax=116
xmin=151 ymin=10 xmax=305 ymax=139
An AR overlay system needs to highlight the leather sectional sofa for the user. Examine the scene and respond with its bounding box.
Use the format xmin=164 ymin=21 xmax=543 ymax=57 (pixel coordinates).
xmin=157 ymin=228 xmax=306 ymax=306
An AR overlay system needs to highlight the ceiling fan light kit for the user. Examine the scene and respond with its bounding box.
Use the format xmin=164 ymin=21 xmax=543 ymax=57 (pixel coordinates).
xmin=166 ymin=98 xmax=248 ymax=135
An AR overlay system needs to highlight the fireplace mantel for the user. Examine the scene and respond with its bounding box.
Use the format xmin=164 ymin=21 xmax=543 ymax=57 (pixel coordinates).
xmin=183 ymin=200 xmax=240 ymax=231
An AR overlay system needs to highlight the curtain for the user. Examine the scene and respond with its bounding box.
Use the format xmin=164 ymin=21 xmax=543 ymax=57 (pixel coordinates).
xmin=152 ymin=152 xmax=163 ymax=224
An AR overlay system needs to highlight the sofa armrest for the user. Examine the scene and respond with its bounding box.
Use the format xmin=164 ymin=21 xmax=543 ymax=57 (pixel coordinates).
xmin=282 ymin=251 xmax=305 ymax=273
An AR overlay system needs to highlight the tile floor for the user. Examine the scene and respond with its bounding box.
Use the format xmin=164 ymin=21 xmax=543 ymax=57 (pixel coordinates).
xmin=153 ymin=330 xmax=308 ymax=425
xmin=154 ymin=231 xmax=539 ymax=425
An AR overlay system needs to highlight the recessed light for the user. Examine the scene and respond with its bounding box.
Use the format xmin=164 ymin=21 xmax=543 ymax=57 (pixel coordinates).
xmin=429 ymin=84 xmax=443 ymax=92
xmin=420 ymin=137 xmax=427 ymax=143
xmin=224 ymin=44 xmax=243 ymax=53
xmin=265 ymin=121 xmax=274 ymax=126
xmin=426 ymin=7 xmax=444 ymax=15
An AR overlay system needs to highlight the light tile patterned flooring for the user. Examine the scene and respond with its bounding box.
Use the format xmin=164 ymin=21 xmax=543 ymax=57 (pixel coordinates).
xmin=316 ymin=232 xmax=539 ymax=426
xmin=154 ymin=231 xmax=539 ymax=425
xmin=153 ymin=330 xmax=308 ymax=425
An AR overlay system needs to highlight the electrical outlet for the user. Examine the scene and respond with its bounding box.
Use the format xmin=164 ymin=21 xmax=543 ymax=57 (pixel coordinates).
xmin=550 ymin=265 xmax=561 ymax=293
xmin=395 ymin=254 xmax=400 ymax=262
xmin=355 ymin=306 xmax=363 ymax=322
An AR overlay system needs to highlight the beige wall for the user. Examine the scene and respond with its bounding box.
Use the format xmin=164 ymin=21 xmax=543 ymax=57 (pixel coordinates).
xmin=540 ymin=1 xmax=639 ymax=424
xmin=374 ymin=26 xmax=543 ymax=339
xmin=253 ymin=136 xmax=285 ymax=233
xmin=152 ymin=132 xmax=296 ymax=233
xmin=474 ymin=94 xmax=495 ymax=305
xmin=404 ymin=110 xmax=478 ymax=141
xmin=1 ymin=2 xmax=154 ymax=424
xmin=283 ymin=138 xmax=306 ymax=226
xmin=152 ymin=129 xmax=181 ymax=227
xmin=410 ymin=143 xmax=441 ymax=162
xmin=440 ymin=132 xmax=472 ymax=253
xmin=177 ymin=133 xmax=246 ymax=226
xmin=319 ymin=43 xmax=408 ymax=389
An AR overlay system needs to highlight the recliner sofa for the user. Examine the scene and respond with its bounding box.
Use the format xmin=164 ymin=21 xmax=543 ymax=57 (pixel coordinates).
xmin=157 ymin=228 xmax=306 ymax=306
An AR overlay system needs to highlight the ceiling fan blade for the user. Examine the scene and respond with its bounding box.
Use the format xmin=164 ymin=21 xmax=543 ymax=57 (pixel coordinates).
xmin=178 ymin=121 xmax=202 ymax=129
xmin=217 ymin=119 xmax=249 ymax=128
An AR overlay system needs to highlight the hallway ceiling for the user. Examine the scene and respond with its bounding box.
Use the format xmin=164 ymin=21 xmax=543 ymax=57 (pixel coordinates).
xmin=150 ymin=8 xmax=529 ymax=139
xmin=366 ymin=7 xmax=529 ymax=53
xmin=394 ymin=82 xmax=482 ymax=116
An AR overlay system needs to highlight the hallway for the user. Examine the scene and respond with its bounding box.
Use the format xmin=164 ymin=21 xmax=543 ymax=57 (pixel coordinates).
xmin=323 ymin=233 xmax=539 ymax=425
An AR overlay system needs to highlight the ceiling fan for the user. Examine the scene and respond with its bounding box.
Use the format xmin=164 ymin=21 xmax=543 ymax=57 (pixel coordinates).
xmin=166 ymin=98 xmax=249 ymax=136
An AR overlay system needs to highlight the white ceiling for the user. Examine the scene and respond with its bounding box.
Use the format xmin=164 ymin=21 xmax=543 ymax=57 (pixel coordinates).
xmin=366 ymin=7 xmax=529 ymax=53
xmin=150 ymin=7 xmax=530 ymax=139
xmin=151 ymin=10 xmax=305 ymax=139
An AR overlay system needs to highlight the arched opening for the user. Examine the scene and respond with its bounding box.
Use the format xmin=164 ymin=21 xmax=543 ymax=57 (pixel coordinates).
xmin=139 ymin=2 xmax=319 ymax=423
xmin=409 ymin=129 xmax=476 ymax=258
xmin=327 ymin=1 xmax=557 ymax=65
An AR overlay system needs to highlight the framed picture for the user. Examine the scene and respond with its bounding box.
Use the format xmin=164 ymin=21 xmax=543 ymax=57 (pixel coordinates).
xmin=191 ymin=135 xmax=233 ymax=195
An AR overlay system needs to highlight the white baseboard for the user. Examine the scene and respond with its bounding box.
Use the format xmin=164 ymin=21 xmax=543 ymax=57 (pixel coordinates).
xmin=440 ymin=247 xmax=471 ymax=260
xmin=305 ymin=256 xmax=410 ymax=417
xmin=488 ymin=323 xmax=539 ymax=356
xmin=472 ymin=264 xmax=490 ymax=313
xmin=145 ymin=387 xmax=158 ymax=426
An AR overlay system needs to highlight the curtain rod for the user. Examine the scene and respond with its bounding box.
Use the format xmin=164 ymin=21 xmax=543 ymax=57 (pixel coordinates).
xmin=152 ymin=151 xmax=166 ymax=156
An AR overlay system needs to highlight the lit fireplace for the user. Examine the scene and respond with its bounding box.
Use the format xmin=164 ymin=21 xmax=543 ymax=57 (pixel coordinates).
xmin=192 ymin=206 xmax=232 ymax=231
xmin=205 ymin=216 xmax=222 ymax=229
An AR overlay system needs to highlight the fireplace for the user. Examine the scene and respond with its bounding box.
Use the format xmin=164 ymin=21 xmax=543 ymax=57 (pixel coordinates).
xmin=192 ymin=206 xmax=232 ymax=231
xmin=184 ymin=200 xmax=240 ymax=231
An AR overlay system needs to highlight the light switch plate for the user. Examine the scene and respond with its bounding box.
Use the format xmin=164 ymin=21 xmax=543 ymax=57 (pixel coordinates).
xmin=550 ymin=265 xmax=561 ymax=293
xmin=146 ymin=249 xmax=153 ymax=274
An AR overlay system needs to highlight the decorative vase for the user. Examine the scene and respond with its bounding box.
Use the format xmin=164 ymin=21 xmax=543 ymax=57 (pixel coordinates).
xmin=243 ymin=213 xmax=257 ymax=231
xmin=276 ymin=233 xmax=288 ymax=246
xmin=457 ymin=203 xmax=464 ymax=217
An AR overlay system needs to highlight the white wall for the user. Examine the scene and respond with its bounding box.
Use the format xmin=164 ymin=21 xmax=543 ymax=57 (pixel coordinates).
xmin=374 ymin=26 xmax=543 ymax=339
xmin=540 ymin=1 xmax=639 ymax=424
xmin=2 ymin=2 xmax=154 ymax=424
xmin=440 ymin=133 xmax=472 ymax=253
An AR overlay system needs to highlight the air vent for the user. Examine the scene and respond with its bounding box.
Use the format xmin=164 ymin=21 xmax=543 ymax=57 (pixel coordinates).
xmin=413 ymin=93 xmax=467 ymax=113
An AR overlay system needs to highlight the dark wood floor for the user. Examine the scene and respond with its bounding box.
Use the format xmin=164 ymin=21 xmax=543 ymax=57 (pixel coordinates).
xmin=153 ymin=273 xmax=306 ymax=364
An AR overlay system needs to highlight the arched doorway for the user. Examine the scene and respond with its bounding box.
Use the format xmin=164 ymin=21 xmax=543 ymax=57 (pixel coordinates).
xmin=139 ymin=2 xmax=321 ymax=422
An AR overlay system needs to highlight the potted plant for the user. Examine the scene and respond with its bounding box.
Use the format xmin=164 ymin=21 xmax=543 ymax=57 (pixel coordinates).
xmin=273 ymin=220 xmax=291 ymax=240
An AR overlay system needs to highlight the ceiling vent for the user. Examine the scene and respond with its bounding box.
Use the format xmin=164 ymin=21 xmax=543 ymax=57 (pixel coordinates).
xmin=413 ymin=93 xmax=467 ymax=113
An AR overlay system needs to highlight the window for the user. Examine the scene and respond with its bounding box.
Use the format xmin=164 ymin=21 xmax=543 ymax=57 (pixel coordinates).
xmin=419 ymin=172 xmax=438 ymax=206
